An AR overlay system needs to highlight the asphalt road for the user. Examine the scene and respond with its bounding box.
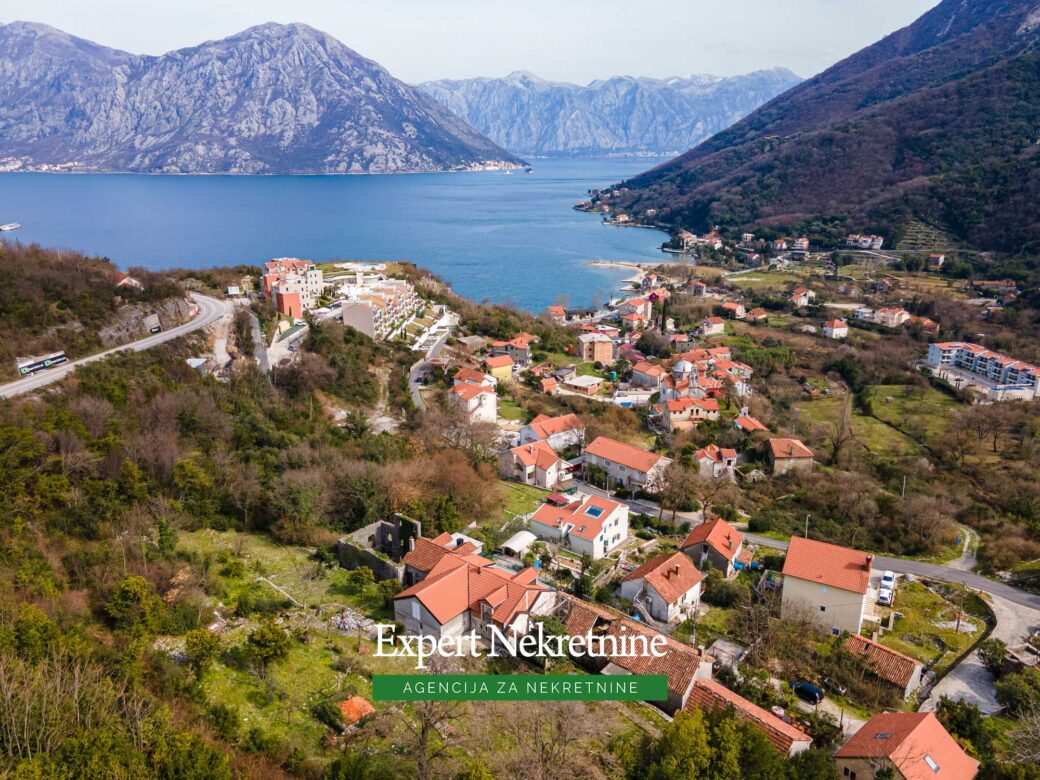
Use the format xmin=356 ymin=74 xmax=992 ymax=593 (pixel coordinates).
xmin=0 ymin=292 xmax=229 ymax=399
xmin=573 ymin=480 xmax=1040 ymax=611
xmin=408 ymin=317 xmax=456 ymax=410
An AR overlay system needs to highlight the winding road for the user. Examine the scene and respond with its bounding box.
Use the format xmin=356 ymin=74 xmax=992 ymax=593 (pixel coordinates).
xmin=0 ymin=293 xmax=229 ymax=399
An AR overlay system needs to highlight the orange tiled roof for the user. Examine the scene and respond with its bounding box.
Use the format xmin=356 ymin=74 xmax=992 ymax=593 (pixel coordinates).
xmin=783 ymin=536 xmax=872 ymax=594
xmin=686 ymin=680 xmax=811 ymax=754
xmin=843 ymin=634 xmax=921 ymax=689
xmin=485 ymin=355 xmax=515 ymax=369
xmin=585 ymin=436 xmax=665 ymax=474
xmin=526 ymin=413 xmax=584 ymax=440
xmin=451 ymin=383 xmax=495 ymax=401
xmin=694 ymin=443 xmax=735 ymax=463
xmin=621 ymin=551 xmax=702 ymax=605
xmin=734 ymin=415 xmax=767 ymax=432
xmin=530 ymin=493 xmax=623 ymax=542
xmin=604 ymin=620 xmax=710 ymax=698
xmin=767 ymin=437 xmax=814 ymax=459
xmin=681 ymin=517 xmax=743 ymax=561
xmin=835 ymin=712 xmax=979 ymax=780
xmin=338 ymin=696 xmax=375 ymax=726
xmin=510 ymin=440 xmax=562 ymax=471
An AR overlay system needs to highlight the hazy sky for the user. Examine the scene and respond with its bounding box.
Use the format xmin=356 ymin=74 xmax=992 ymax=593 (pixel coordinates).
xmin=0 ymin=0 xmax=939 ymax=83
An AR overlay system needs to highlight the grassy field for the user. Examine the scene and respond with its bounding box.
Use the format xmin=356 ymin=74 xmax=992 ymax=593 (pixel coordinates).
xmin=726 ymin=271 xmax=808 ymax=292
xmin=498 ymin=480 xmax=550 ymax=521
xmin=790 ymin=394 xmax=926 ymax=460
xmin=498 ymin=396 xmax=527 ymax=421
xmin=867 ymin=384 xmax=960 ymax=451
xmin=881 ymin=582 xmax=984 ymax=676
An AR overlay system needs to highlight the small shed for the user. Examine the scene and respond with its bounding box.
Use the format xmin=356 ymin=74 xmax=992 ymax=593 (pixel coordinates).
xmin=501 ymin=530 xmax=537 ymax=557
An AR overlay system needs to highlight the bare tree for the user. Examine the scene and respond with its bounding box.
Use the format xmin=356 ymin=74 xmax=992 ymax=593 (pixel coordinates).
xmin=397 ymin=658 xmax=468 ymax=780
xmin=487 ymin=700 xmax=600 ymax=780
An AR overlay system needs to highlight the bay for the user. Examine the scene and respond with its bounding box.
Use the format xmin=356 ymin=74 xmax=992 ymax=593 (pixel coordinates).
xmin=0 ymin=157 xmax=670 ymax=312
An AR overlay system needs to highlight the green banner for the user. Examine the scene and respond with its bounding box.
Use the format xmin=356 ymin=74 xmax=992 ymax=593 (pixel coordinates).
xmin=372 ymin=674 xmax=668 ymax=701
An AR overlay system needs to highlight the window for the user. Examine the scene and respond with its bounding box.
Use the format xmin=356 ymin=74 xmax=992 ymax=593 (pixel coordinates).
xmin=819 ymin=605 xmax=826 ymax=612
xmin=411 ymin=601 xmax=420 ymax=620
xmin=831 ymin=627 xmax=841 ymax=637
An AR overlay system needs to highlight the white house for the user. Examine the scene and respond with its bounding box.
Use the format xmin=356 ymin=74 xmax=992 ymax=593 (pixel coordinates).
xmin=701 ymin=317 xmax=726 ymax=336
xmin=822 ymin=319 xmax=848 ymax=339
xmin=529 ymin=493 xmax=629 ymax=559
xmin=781 ymin=537 xmax=874 ymax=637
xmin=449 ymin=383 xmax=497 ymax=424
xmin=500 ymin=440 xmax=570 ymax=491
xmin=584 ymin=436 xmax=672 ymax=493
xmin=619 ymin=552 xmax=703 ymax=622
xmin=789 ymin=287 xmax=816 ymax=308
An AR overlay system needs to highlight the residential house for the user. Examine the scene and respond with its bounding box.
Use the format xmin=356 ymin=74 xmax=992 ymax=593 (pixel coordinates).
xmin=701 ymin=317 xmax=726 ymax=336
xmin=584 ymin=436 xmax=672 ymax=492
xmin=617 ymin=297 xmax=653 ymax=320
xmin=846 ymin=234 xmax=885 ymax=250
xmin=969 ymin=279 xmax=1018 ymax=295
xmin=681 ymin=518 xmax=746 ymax=577
xmin=686 ymin=680 xmax=813 ymax=756
xmin=490 ymin=334 xmax=536 ymax=366
xmin=449 ymin=383 xmax=497 ymax=424
xmin=746 ymin=307 xmax=768 ymax=323
xmin=792 ymin=237 xmax=810 ymax=252
xmin=631 ymin=361 xmax=668 ymax=391
xmin=113 ymin=272 xmax=144 ymax=291
xmin=655 ymin=397 xmax=720 ymax=432
xmin=529 ymin=493 xmax=628 ymax=559
xmin=909 ymin=315 xmax=940 ymax=335
xmin=546 ymin=305 xmax=567 ymax=322
xmin=823 ymin=319 xmax=849 ymax=339
xmin=720 ymin=301 xmax=746 ymax=319
xmin=875 ymin=307 xmax=911 ymax=328
xmin=772 ymin=239 xmax=789 ymax=252
xmin=694 ymin=443 xmax=737 ymax=480
xmin=578 ymin=333 xmax=616 ymax=363
xmin=485 ymin=354 xmax=515 ymax=382
xmin=619 ymin=552 xmax=703 ymax=622
xmin=691 ymin=281 xmax=708 ymax=297
xmin=789 ymin=287 xmax=816 ymax=308
xmin=562 ymin=375 xmax=603 ymax=396
xmin=834 ymin=712 xmax=979 ymax=780
xmin=766 ymin=438 xmax=814 ymax=475
xmin=927 ymin=253 xmax=945 ymax=270
xmin=842 ymin=634 xmax=923 ymax=700
xmin=539 ymin=377 xmax=558 ymax=395
xmin=781 ymin=536 xmax=873 ymax=636
xmin=621 ymin=312 xmax=649 ymax=330
xmin=453 ymin=367 xmax=496 ymax=388
xmin=518 ymin=413 xmax=585 ymax=450
xmin=559 ymin=595 xmax=714 ymax=714
xmin=501 ymin=440 xmax=570 ymax=491
xmin=733 ymin=415 xmax=767 ymax=433
xmin=926 ymin=342 xmax=1040 ymax=400
xmin=395 ymin=539 xmax=554 ymax=641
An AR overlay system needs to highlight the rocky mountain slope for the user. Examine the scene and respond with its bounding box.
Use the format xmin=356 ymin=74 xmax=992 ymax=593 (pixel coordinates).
xmin=609 ymin=0 xmax=1040 ymax=253
xmin=419 ymin=69 xmax=801 ymax=157
xmin=0 ymin=21 xmax=523 ymax=174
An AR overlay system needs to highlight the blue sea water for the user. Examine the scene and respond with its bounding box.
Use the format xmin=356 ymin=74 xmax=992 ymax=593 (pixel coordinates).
xmin=0 ymin=157 xmax=670 ymax=312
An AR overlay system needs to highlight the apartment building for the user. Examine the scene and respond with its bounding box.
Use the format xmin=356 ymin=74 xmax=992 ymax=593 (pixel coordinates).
xmin=926 ymin=342 xmax=1040 ymax=400
xmin=578 ymin=332 xmax=616 ymax=363
xmin=263 ymin=258 xmax=325 ymax=317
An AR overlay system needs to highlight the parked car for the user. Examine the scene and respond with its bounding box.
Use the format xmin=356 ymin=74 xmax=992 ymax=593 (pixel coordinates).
xmin=877 ymin=586 xmax=894 ymax=606
xmin=822 ymin=677 xmax=847 ymax=696
xmin=880 ymin=570 xmax=896 ymax=588
xmin=790 ymin=680 xmax=824 ymax=705
xmin=877 ymin=570 xmax=896 ymax=606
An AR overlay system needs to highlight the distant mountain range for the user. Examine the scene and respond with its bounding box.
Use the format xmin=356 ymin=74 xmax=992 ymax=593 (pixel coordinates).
xmin=419 ymin=69 xmax=801 ymax=157
xmin=0 ymin=21 xmax=523 ymax=174
xmin=609 ymin=0 xmax=1040 ymax=253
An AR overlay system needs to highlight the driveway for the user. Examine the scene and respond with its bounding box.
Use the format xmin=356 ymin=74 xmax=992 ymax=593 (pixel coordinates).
xmin=919 ymin=593 xmax=1040 ymax=715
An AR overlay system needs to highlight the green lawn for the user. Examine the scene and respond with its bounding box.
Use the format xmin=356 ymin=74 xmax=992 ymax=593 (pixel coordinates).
xmin=499 ymin=480 xmax=550 ymax=521
xmin=881 ymin=582 xmax=984 ymax=676
xmin=867 ymin=384 xmax=960 ymax=450
xmin=726 ymin=271 xmax=809 ymax=292
xmin=791 ymin=395 xmax=926 ymax=460
xmin=498 ymin=397 xmax=527 ymax=421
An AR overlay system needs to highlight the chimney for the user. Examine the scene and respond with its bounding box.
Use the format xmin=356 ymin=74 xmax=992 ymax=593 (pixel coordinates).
xmin=865 ymin=554 xmax=874 ymax=570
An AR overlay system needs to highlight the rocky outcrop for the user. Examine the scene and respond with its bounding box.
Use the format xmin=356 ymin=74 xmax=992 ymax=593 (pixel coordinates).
xmin=419 ymin=69 xmax=801 ymax=157
xmin=0 ymin=21 xmax=523 ymax=174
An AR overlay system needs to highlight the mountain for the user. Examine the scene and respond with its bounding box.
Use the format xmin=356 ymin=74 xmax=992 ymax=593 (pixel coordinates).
xmin=0 ymin=21 xmax=523 ymax=174
xmin=419 ymin=69 xmax=801 ymax=157
xmin=609 ymin=0 xmax=1040 ymax=253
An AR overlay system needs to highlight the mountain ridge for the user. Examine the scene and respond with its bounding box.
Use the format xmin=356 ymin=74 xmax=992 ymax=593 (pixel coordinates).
xmin=419 ymin=68 xmax=801 ymax=157
xmin=0 ymin=20 xmax=523 ymax=174
xmin=607 ymin=0 xmax=1040 ymax=253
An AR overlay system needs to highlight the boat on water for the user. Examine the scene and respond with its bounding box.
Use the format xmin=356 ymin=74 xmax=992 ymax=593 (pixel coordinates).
xmin=0 ymin=223 xmax=21 ymax=231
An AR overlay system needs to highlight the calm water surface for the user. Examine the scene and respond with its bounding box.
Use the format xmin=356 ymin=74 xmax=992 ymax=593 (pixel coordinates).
xmin=0 ymin=158 xmax=670 ymax=311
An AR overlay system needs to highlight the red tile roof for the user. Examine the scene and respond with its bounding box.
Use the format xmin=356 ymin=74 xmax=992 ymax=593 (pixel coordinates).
xmin=694 ymin=443 xmax=736 ymax=464
xmin=734 ymin=415 xmax=767 ymax=432
xmin=681 ymin=518 xmax=743 ymax=562
xmin=621 ymin=552 xmax=703 ymax=605
xmin=603 ymin=619 xmax=711 ymax=698
xmin=767 ymin=437 xmax=814 ymax=460
xmin=510 ymin=440 xmax=562 ymax=471
xmin=402 ymin=536 xmax=454 ymax=574
xmin=454 ymin=367 xmax=491 ymax=384
xmin=843 ymin=634 xmax=921 ymax=689
xmin=835 ymin=712 xmax=979 ymax=780
xmin=632 ymin=361 xmax=666 ymax=377
xmin=526 ymin=413 xmax=584 ymax=440
xmin=337 ymin=696 xmax=375 ymax=726
xmin=686 ymin=680 xmax=812 ymax=754
xmin=783 ymin=536 xmax=872 ymax=594
xmin=585 ymin=436 xmax=665 ymax=474
xmin=485 ymin=355 xmax=515 ymax=369
xmin=451 ymin=383 xmax=495 ymax=401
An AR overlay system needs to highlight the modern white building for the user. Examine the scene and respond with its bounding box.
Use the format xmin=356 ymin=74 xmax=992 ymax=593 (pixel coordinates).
xmin=449 ymin=383 xmax=497 ymax=424
xmin=926 ymin=342 xmax=1040 ymax=400
xmin=529 ymin=493 xmax=629 ymax=559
